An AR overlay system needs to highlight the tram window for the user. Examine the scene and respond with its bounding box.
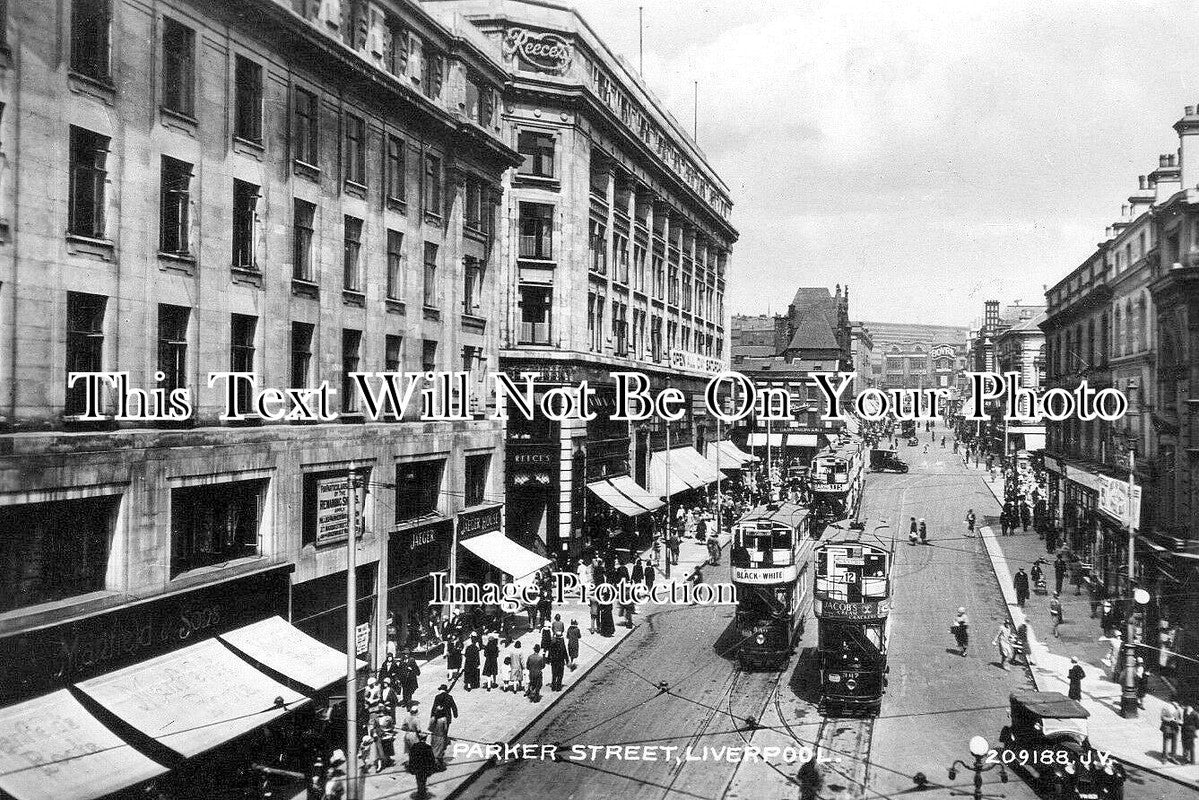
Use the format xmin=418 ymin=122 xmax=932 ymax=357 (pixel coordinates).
xmin=773 ymin=529 xmax=792 ymax=550
xmin=864 ymin=554 xmax=886 ymax=577
xmin=822 ymin=623 xmax=883 ymax=658
xmin=740 ymin=585 xmax=791 ymax=618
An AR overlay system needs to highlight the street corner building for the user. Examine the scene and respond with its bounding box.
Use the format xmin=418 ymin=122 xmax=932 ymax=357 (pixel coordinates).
xmin=0 ymin=0 xmax=526 ymax=797
xmin=0 ymin=0 xmax=740 ymax=797
xmin=418 ymin=0 xmax=739 ymax=565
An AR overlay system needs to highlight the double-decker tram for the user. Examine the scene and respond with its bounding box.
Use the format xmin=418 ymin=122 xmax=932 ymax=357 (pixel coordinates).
xmin=814 ymin=530 xmax=891 ymax=715
xmin=730 ymin=502 xmax=818 ymax=669
xmin=809 ymin=439 xmax=865 ymax=528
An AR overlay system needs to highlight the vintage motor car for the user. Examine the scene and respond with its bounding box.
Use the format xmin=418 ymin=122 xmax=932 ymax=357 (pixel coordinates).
xmin=997 ymin=692 xmax=1125 ymax=800
xmin=869 ymin=448 xmax=909 ymax=473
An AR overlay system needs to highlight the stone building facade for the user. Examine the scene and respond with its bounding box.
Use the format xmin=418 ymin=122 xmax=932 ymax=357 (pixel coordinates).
xmin=0 ymin=0 xmax=520 ymax=699
xmin=425 ymin=0 xmax=738 ymax=563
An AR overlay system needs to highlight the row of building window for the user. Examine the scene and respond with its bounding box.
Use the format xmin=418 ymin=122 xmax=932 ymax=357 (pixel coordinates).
xmin=63 ymin=291 xmax=485 ymax=417
xmin=0 ymin=451 xmax=491 ymax=612
xmin=583 ymin=54 xmax=731 ymax=219
xmin=577 ymin=291 xmax=720 ymax=361
xmin=71 ymin=1 xmax=491 ymax=126
xmin=515 ymin=133 xmax=727 ymax=281
xmin=69 ymin=126 xmax=495 ymax=315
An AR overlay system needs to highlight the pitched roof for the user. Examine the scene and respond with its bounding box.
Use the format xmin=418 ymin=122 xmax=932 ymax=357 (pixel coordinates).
xmin=786 ymin=287 xmax=839 ymax=351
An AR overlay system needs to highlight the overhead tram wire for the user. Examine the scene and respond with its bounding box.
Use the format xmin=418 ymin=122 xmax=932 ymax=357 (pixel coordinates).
xmin=563 ymin=627 xmax=991 ymax=797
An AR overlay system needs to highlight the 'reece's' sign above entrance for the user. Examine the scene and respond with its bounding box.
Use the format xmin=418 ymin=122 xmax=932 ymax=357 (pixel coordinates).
xmin=503 ymin=28 xmax=572 ymax=75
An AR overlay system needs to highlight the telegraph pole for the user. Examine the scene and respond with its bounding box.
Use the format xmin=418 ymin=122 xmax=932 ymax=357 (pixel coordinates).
xmin=345 ymin=470 xmax=360 ymax=799
xmin=1120 ymin=451 xmax=1139 ymax=718
xmin=664 ymin=379 xmax=672 ymax=580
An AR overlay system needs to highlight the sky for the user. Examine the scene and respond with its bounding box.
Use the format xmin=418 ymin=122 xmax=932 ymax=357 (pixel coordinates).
xmin=567 ymin=0 xmax=1199 ymax=327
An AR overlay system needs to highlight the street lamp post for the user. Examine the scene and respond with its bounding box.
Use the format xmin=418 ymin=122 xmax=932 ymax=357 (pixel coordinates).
xmin=1120 ymin=451 xmax=1142 ymax=719
xmin=345 ymin=469 xmax=360 ymax=800
xmin=945 ymin=736 xmax=1007 ymax=800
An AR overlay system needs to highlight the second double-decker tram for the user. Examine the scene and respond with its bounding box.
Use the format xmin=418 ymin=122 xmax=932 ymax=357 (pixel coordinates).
xmin=814 ymin=532 xmax=891 ymax=715
xmin=809 ymin=439 xmax=865 ymax=527
xmin=730 ymin=502 xmax=818 ymax=669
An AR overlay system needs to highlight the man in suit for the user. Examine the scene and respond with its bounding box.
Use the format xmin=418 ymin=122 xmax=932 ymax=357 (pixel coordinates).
xmin=525 ymin=644 xmax=546 ymax=702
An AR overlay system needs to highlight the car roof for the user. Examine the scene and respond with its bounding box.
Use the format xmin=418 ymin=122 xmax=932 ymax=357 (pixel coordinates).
xmin=1010 ymin=691 xmax=1090 ymax=719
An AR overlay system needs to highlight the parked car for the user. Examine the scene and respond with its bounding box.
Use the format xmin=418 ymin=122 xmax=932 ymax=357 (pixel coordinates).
xmin=997 ymin=692 xmax=1125 ymax=800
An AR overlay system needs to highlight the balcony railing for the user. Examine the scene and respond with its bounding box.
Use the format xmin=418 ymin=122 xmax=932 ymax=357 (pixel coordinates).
xmin=519 ymin=321 xmax=552 ymax=345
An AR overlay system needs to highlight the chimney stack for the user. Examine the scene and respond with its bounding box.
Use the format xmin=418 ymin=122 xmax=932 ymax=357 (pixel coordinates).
xmin=1130 ymin=174 xmax=1155 ymax=216
xmin=1152 ymin=149 xmax=1183 ymax=203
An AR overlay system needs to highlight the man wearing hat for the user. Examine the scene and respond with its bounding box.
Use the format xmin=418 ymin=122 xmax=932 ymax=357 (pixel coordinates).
xmin=408 ymin=732 xmax=438 ymax=798
xmin=428 ymin=688 xmax=452 ymax=770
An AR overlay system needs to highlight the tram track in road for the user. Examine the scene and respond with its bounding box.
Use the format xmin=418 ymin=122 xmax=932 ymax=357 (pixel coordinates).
xmin=717 ymin=665 xmax=795 ymax=799
xmin=814 ymin=714 xmax=874 ymax=800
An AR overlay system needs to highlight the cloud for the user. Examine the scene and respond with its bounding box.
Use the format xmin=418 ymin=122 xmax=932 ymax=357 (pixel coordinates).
xmin=569 ymin=0 xmax=1199 ymax=325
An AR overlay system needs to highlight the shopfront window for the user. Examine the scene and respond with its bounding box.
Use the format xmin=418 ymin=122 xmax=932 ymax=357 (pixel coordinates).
xmin=170 ymin=480 xmax=265 ymax=576
xmin=0 ymin=496 xmax=118 ymax=611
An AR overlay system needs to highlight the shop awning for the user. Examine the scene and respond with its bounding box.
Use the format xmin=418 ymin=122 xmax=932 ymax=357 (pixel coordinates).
xmin=678 ymin=447 xmax=722 ymax=484
xmin=843 ymin=417 xmax=860 ymax=435
xmin=745 ymin=433 xmax=785 ymax=447
xmin=786 ymin=434 xmax=820 ymax=448
xmin=648 ymin=447 xmax=705 ymax=496
xmin=1022 ymin=433 xmax=1046 ymax=451
xmin=706 ymin=440 xmax=752 ymax=469
xmin=609 ymin=475 xmax=665 ymax=513
xmin=588 ymin=479 xmax=648 ymax=516
xmin=220 ymin=615 xmax=364 ymax=693
xmin=0 ymin=689 xmax=167 ymax=800
xmin=460 ymin=531 xmax=551 ymax=580
xmin=75 ymin=638 xmax=307 ymax=758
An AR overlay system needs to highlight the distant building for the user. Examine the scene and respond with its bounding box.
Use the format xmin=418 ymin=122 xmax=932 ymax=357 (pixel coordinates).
xmin=731 ymin=285 xmax=852 ymax=458
xmin=857 ymin=321 xmax=970 ymax=395
xmin=967 ymin=301 xmax=1046 ymax=452
xmin=850 ymin=323 xmax=874 ymax=395
xmin=995 ymin=310 xmax=1047 ymax=453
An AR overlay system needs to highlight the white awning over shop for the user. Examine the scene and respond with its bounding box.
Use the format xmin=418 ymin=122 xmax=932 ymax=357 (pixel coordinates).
xmin=744 ymin=433 xmax=784 ymax=448
xmin=1022 ymin=433 xmax=1046 ymax=452
xmin=649 ymin=447 xmax=705 ymax=497
xmin=0 ymin=689 xmax=167 ymax=800
xmin=724 ymin=440 xmax=759 ymax=464
xmin=220 ymin=615 xmax=364 ymax=693
xmin=843 ymin=416 xmax=861 ymax=435
xmin=677 ymin=447 xmax=721 ymax=484
xmin=588 ymin=479 xmax=647 ymax=517
xmin=75 ymin=638 xmax=306 ymax=758
xmin=459 ymin=531 xmax=551 ymax=581
xmin=786 ymin=434 xmax=820 ymax=448
xmin=706 ymin=440 xmax=750 ymax=469
xmin=609 ymin=475 xmax=665 ymax=513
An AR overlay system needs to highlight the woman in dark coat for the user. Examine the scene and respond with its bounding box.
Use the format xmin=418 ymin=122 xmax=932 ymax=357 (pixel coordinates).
xmin=463 ymin=634 xmax=481 ymax=691
xmin=481 ymin=634 xmax=499 ymax=691
xmin=445 ymin=637 xmax=463 ymax=685
xmin=540 ymin=625 xmax=552 ymax=652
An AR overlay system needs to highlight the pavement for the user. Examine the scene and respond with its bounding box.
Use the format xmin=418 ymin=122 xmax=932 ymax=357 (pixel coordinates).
xmin=332 ymin=527 xmax=730 ymax=800
xmin=970 ymin=457 xmax=1199 ymax=788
